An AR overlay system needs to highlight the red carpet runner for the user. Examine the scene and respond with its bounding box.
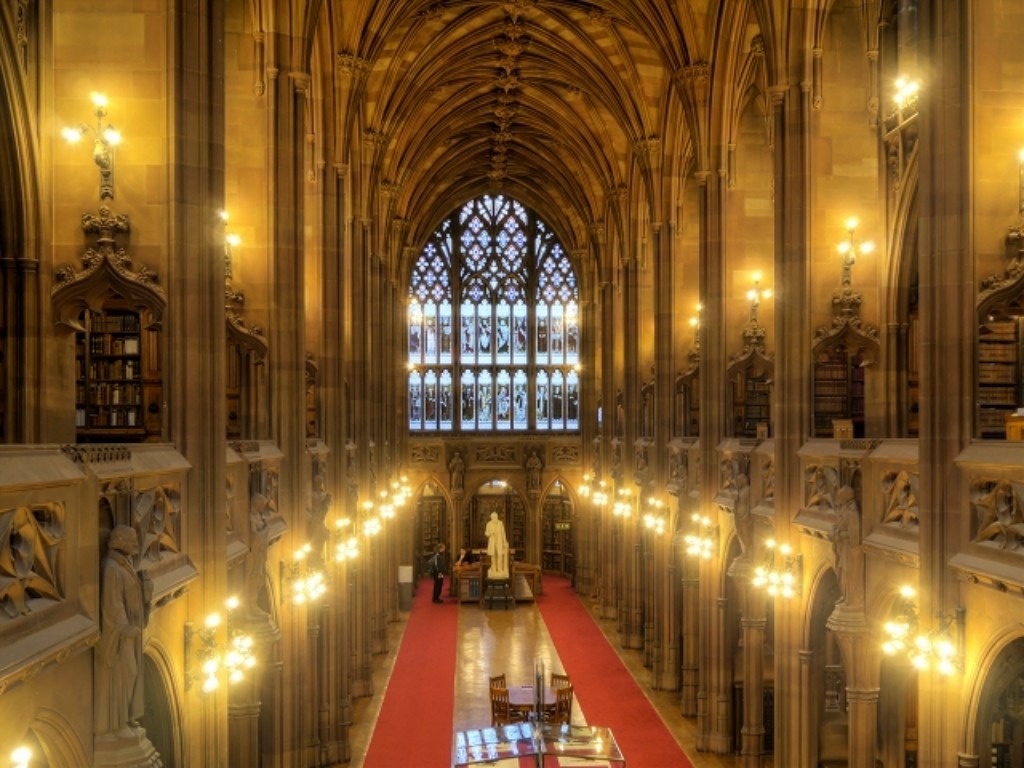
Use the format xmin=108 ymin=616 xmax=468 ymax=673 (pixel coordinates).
xmin=362 ymin=578 xmax=459 ymax=768
xmin=537 ymin=577 xmax=696 ymax=767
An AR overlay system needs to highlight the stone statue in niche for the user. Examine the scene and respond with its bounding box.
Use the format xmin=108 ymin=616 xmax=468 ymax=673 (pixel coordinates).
xmin=245 ymin=492 xmax=272 ymax=618
xmin=96 ymin=525 xmax=149 ymax=740
xmin=526 ymin=450 xmax=543 ymax=495
xmin=308 ymin=467 xmax=332 ymax=555
xmin=732 ymin=473 xmax=754 ymax=563
xmin=449 ymin=450 xmax=465 ymax=495
xmin=485 ymin=512 xmax=510 ymax=579
xmin=831 ymin=485 xmax=864 ymax=611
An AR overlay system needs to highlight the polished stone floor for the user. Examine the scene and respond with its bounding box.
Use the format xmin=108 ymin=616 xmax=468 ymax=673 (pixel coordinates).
xmin=347 ymin=583 xmax=744 ymax=767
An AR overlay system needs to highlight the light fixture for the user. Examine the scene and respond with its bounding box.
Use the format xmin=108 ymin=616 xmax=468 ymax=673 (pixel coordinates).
xmin=752 ymin=539 xmax=801 ymax=599
xmin=579 ymin=474 xmax=610 ymax=508
xmin=613 ymin=487 xmax=634 ymax=518
xmin=881 ymin=585 xmax=962 ymax=676
xmin=1017 ymin=149 xmax=1024 ymax=216
xmin=642 ymin=497 xmax=667 ymax=535
xmin=893 ymin=77 xmax=920 ymax=110
xmin=62 ymin=91 xmax=122 ymax=200
xmin=746 ymin=273 xmax=772 ymax=326
xmin=184 ymin=598 xmax=256 ymax=693
xmin=684 ymin=513 xmax=718 ymax=559
xmin=10 ymin=747 xmax=30 ymax=768
xmin=281 ymin=543 xmax=327 ymax=606
xmin=836 ymin=218 xmax=874 ymax=292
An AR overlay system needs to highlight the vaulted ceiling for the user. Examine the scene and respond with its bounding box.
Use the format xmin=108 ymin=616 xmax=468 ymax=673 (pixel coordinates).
xmin=325 ymin=1 xmax=701 ymax=252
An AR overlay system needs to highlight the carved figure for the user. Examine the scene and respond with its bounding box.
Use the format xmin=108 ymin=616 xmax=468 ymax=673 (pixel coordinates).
xmin=733 ymin=473 xmax=754 ymax=562
xmin=449 ymin=450 xmax=465 ymax=494
xmin=526 ymin=450 xmax=543 ymax=493
xmin=245 ymin=492 xmax=272 ymax=617
xmin=832 ymin=486 xmax=864 ymax=609
xmin=485 ymin=512 xmax=510 ymax=579
xmin=96 ymin=525 xmax=147 ymax=739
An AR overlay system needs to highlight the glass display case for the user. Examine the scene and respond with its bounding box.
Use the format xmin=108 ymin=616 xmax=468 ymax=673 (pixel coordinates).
xmin=452 ymin=722 xmax=625 ymax=767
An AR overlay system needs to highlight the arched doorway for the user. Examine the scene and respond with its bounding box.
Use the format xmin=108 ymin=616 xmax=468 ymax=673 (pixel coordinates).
xmin=139 ymin=652 xmax=180 ymax=766
xmin=975 ymin=636 xmax=1024 ymax=767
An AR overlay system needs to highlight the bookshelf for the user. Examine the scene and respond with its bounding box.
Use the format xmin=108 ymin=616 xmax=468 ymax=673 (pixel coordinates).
xmin=417 ymin=496 xmax=446 ymax=576
xmin=675 ymin=367 xmax=699 ymax=437
xmin=812 ymin=343 xmax=866 ymax=438
xmin=75 ymin=303 xmax=160 ymax=442
xmin=977 ymin=317 xmax=1023 ymax=439
xmin=729 ymin=362 xmax=772 ymax=439
xmin=541 ymin=497 xmax=573 ymax=576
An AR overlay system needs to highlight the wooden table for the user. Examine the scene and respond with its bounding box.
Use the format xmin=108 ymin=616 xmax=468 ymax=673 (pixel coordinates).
xmin=507 ymin=686 xmax=555 ymax=719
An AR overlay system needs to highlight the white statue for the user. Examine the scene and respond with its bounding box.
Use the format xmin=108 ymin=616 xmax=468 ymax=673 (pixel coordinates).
xmin=485 ymin=511 xmax=510 ymax=579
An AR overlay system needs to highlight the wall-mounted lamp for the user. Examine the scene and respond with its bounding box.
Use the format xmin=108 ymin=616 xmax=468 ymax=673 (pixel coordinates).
xmin=62 ymin=92 xmax=122 ymax=201
xmin=642 ymin=497 xmax=667 ymax=535
xmin=579 ymin=474 xmax=610 ymax=508
xmin=746 ymin=273 xmax=772 ymax=326
xmin=837 ymin=218 xmax=875 ymax=292
xmin=613 ymin=487 xmax=635 ymax=518
xmin=684 ymin=513 xmax=718 ymax=559
xmin=10 ymin=747 xmax=31 ymax=768
xmin=688 ymin=302 xmax=703 ymax=357
xmin=281 ymin=544 xmax=327 ymax=606
xmin=893 ymin=77 xmax=920 ymax=111
xmin=881 ymin=585 xmax=962 ymax=676
xmin=752 ymin=539 xmax=801 ymax=599
xmin=184 ymin=598 xmax=256 ymax=693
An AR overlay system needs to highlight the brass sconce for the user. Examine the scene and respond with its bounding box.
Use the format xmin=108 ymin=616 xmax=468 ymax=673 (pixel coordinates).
xmin=62 ymin=91 xmax=122 ymax=201
xmin=881 ymin=585 xmax=963 ymax=676
xmin=184 ymin=598 xmax=256 ymax=693
xmin=642 ymin=497 xmax=667 ymax=536
xmin=746 ymin=273 xmax=772 ymax=326
xmin=684 ymin=513 xmax=718 ymax=559
xmin=752 ymin=539 xmax=802 ymax=599
xmin=836 ymin=218 xmax=875 ymax=293
xmin=281 ymin=544 xmax=328 ymax=606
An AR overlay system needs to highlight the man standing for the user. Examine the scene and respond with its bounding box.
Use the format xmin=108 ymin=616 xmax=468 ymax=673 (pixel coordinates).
xmin=429 ymin=543 xmax=448 ymax=603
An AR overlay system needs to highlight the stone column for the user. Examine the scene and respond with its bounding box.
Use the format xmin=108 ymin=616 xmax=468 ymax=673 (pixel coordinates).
xmin=680 ymin=561 xmax=700 ymax=715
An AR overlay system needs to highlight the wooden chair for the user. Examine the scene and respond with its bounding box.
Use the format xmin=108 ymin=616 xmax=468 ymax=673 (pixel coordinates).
xmin=550 ymin=672 xmax=571 ymax=689
xmin=490 ymin=686 xmax=513 ymax=726
xmin=547 ymin=684 xmax=573 ymax=725
xmin=489 ymin=673 xmax=507 ymax=689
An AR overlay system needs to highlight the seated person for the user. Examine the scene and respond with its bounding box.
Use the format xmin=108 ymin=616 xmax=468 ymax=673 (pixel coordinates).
xmin=454 ymin=546 xmax=476 ymax=567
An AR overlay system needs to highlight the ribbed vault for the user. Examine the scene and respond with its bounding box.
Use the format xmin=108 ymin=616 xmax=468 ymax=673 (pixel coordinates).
xmin=326 ymin=0 xmax=696 ymax=251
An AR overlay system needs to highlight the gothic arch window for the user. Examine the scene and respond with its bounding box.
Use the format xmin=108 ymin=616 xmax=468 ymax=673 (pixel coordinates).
xmin=407 ymin=195 xmax=580 ymax=432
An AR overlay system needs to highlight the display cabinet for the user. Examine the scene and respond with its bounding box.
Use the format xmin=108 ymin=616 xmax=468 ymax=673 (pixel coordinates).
xmin=75 ymin=303 xmax=161 ymax=442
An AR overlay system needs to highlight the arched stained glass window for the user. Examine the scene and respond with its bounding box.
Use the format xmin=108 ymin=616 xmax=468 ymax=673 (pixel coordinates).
xmin=408 ymin=195 xmax=580 ymax=432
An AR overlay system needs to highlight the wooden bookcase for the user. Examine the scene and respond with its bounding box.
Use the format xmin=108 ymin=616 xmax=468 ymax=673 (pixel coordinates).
xmin=416 ymin=495 xmax=446 ymax=576
xmin=729 ymin=357 xmax=772 ymax=439
xmin=812 ymin=343 xmax=866 ymax=438
xmin=541 ymin=496 xmax=573 ymax=576
xmin=674 ymin=367 xmax=699 ymax=437
xmin=977 ymin=317 xmax=1023 ymax=438
xmin=75 ymin=303 xmax=161 ymax=442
